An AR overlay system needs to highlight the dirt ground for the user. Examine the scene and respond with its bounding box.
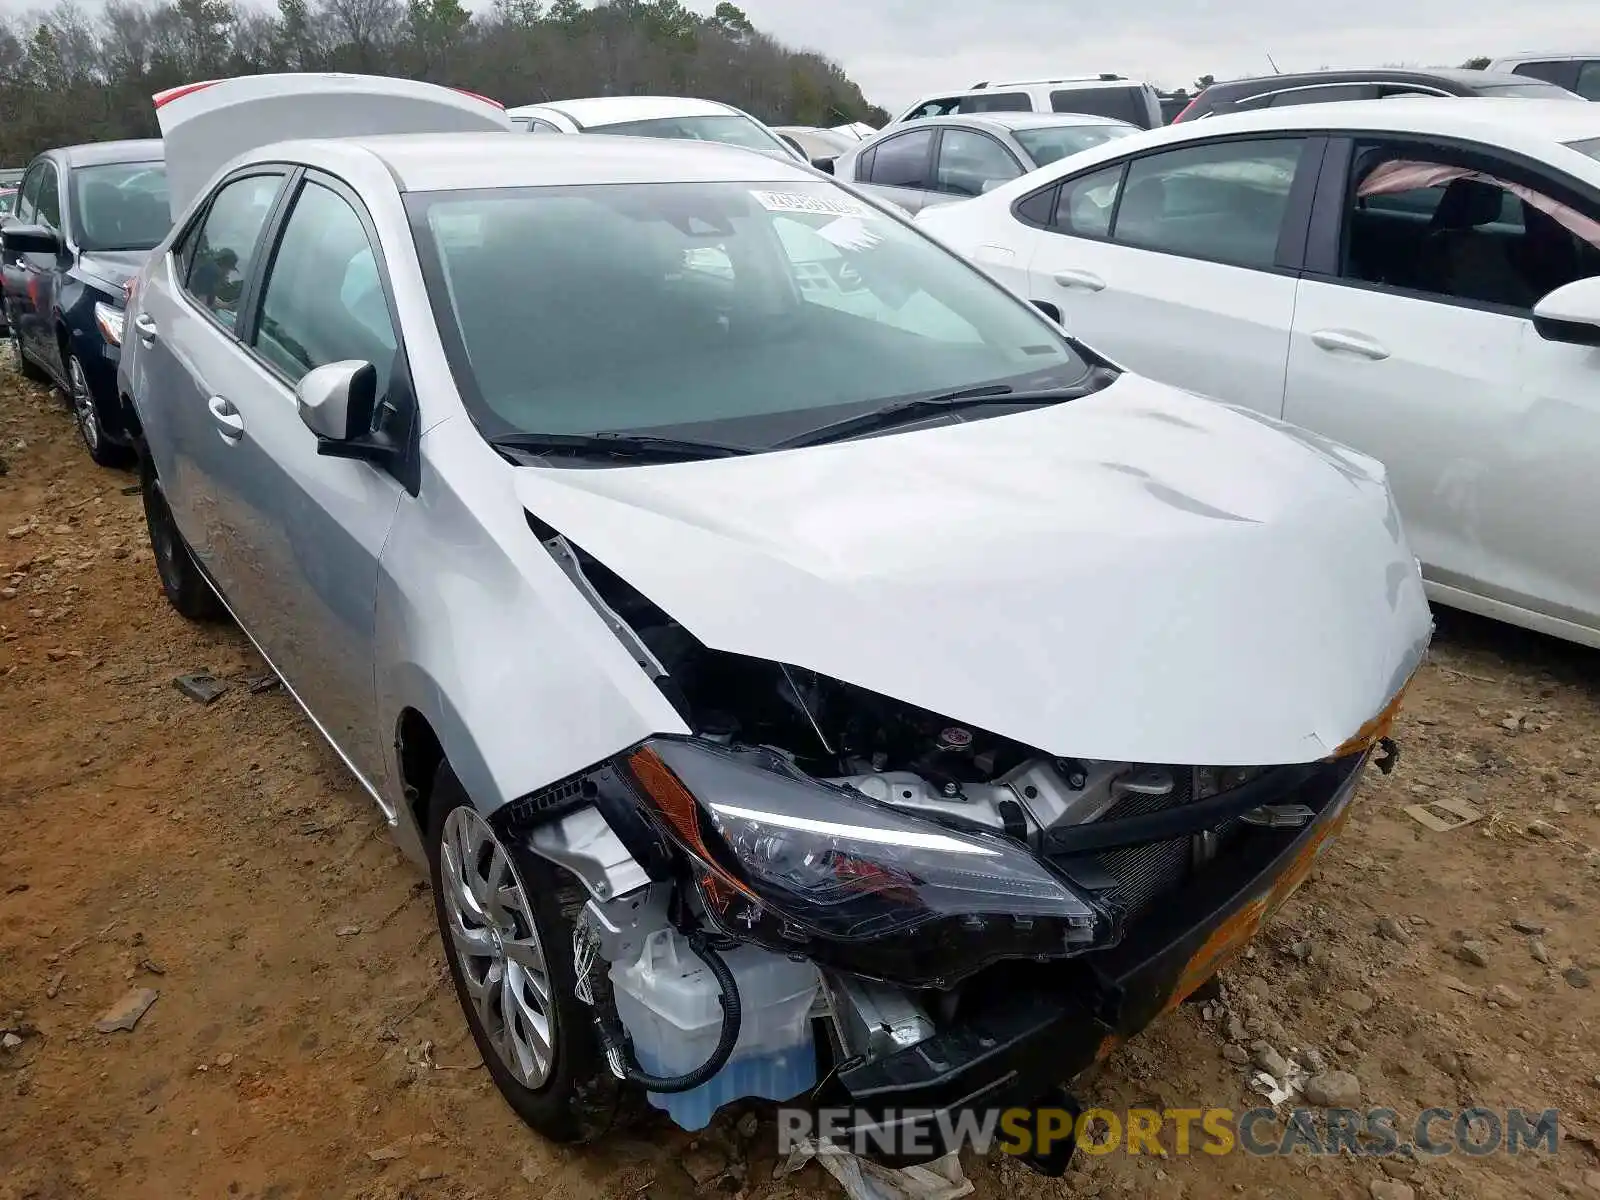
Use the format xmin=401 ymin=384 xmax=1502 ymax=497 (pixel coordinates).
xmin=2 ymin=358 xmax=1598 ymax=1200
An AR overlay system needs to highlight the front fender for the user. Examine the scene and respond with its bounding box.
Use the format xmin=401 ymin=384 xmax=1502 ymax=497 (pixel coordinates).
xmin=373 ymin=417 xmax=688 ymax=862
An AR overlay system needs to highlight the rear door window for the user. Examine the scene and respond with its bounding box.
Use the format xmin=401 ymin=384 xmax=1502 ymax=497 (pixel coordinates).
xmin=184 ymin=172 xmax=287 ymax=331
xmin=864 ymin=129 xmax=935 ymax=189
xmin=1050 ymin=86 xmax=1145 ymax=126
xmin=933 ymin=128 xmax=1022 ymax=196
xmin=1510 ymin=60 xmax=1578 ymax=89
xmin=956 ymin=92 xmax=1031 ymax=114
xmin=904 ymin=97 xmax=962 ymax=120
xmin=1109 ymin=138 xmax=1309 ymax=268
xmin=1051 ymin=164 xmax=1125 ymax=237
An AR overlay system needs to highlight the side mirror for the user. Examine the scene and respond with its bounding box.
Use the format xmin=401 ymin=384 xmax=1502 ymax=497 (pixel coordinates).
xmin=295 ymin=359 xmax=401 ymax=467
xmin=2 ymin=224 xmax=61 ymax=256
xmin=811 ymin=155 xmax=837 ymax=175
xmin=1533 ymin=276 xmax=1600 ymax=347
xmin=1031 ymin=299 xmax=1062 ymax=323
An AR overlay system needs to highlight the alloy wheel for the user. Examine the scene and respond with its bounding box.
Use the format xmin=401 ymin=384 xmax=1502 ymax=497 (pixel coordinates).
xmin=438 ymin=806 xmax=557 ymax=1088
xmin=68 ymin=355 xmax=98 ymax=453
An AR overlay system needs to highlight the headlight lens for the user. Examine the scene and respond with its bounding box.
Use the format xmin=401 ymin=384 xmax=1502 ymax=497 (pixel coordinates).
xmin=93 ymin=302 xmax=124 ymax=347
xmin=625 ymin=738 xmax=1107 ymax=986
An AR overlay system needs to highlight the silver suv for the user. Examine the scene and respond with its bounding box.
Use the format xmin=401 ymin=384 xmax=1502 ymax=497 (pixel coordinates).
xmin=122 ymin=73 xmax=1429 ymax=1161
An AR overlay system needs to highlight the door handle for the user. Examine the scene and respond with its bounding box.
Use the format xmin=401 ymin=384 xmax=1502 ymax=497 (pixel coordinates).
xmin=1052 ymin=268 xmax=1106 ymax=292
xmin=134 ymin=312 xmax=158 ymax=347
xmin=1310 ymin=329 xmax=1389 ymax=360
xmin=207 ymin=395 xmax=245 ymax=441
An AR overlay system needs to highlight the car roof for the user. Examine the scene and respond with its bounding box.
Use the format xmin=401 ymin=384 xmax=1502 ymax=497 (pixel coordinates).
xmin=1492 ymin=51 xmax=1600 ymax=62
xmin=59 ymin=139 xmax=164 ymax=167
xmin=969 ymin=111 xmax=1135 ymax=130
xmin=1207 ymin=67 xmax=1543 ymax=93
xmin=1124 ymin=96 xmax=1600 ymax=150
xmin=268 ymin=131 xmax=814 ymax=191
xmin=507 ymin=95 xmax=739 ymax=128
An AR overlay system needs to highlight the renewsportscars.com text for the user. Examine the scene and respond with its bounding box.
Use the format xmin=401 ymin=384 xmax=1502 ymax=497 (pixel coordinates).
xmin=778 ymin=1106 xmax=1561 ymax=1160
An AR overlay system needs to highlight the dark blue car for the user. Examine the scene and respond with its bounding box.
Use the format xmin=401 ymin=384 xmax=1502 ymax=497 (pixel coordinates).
xmin=1 ymin=140 xmax=169 ymax=465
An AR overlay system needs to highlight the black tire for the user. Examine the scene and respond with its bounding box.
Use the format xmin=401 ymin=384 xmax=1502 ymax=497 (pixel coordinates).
xmin=68 ymin=351 xmax=133 ymax=468
xmin=427 ymin=762 xmax=624 ymax=1143
xmin=139 ymin=455 xmax=225 ymax=621
xmin=11 ymin=329 xmax=47 ymax=383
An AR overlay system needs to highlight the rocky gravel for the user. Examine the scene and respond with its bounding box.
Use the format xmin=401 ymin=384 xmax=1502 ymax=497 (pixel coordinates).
xmin=2 ymin=362 xmax=1599 ymax=1199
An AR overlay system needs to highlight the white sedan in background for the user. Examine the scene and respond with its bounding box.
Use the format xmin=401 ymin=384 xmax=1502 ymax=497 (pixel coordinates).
xmin=916 ymin=98 xmax=1600 ymax=649
xmin=506 ymin=95 xmax=804 ymax=163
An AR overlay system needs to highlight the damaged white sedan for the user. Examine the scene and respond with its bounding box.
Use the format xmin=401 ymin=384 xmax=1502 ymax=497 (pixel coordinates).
xmin=119 ymin=74 xmax=1431 ymax=1167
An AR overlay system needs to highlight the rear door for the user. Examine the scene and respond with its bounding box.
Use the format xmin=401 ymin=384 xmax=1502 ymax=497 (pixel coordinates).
xmin=852 ymin=127 xmax=938 ymax=212
xmin=2 ymin=162 xmax=44 ymax=347
xmin=1021 ymin=134 xmax=1325 ymax=413
xmin=18 ymin=159 xmax=65 ymax=371
xmin=135 ymin=167 xmax=291 ymax=571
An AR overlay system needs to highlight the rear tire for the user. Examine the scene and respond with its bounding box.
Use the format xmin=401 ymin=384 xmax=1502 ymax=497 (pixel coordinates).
xmin=139 ymin=456 xmax=224 ymax=621
xmin=428 ymin=762 xmax=624 ymax=1144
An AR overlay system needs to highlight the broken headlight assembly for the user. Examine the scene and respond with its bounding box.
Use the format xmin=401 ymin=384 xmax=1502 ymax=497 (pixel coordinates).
xmin=617 ymin=738 xmax=1108 ymax=987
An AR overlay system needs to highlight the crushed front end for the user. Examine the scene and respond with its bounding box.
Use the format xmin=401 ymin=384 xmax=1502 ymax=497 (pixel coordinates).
xmin=502 ymin=525 xmax=1417 ymax=1167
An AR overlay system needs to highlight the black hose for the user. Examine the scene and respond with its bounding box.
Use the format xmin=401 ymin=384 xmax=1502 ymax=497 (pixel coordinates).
xmin=593 ymin=930 xmax=743 ymax=1094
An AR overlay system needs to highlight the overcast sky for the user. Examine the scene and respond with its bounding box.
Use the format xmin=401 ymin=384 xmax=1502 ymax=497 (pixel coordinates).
xmin=715 ymin=0 xmax=1590 ymax=111
xmin=0 ymin=0 xmax=1587 ymax=112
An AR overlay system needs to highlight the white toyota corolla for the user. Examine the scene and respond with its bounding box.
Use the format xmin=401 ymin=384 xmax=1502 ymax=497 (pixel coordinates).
xmin=916 ymin=97 xmax=1600 ymax=650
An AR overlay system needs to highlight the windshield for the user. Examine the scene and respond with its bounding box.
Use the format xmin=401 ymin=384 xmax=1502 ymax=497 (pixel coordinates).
xmin=70 ymin=161 xmax=170 ymax=252
xmin=1013 ymin=123 xmax=1138 ymax=167
xmin=591 ymin=114 xmax=793 ymax=157
xmin=1474 ymin=81 xmax=1585 ymax=99
xmin=408 ymin=180 xmax=1086 ymax=451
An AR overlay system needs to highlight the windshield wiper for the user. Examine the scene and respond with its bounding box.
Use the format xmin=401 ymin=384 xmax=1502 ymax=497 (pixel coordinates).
xmin=488 ymin=430 xmax=756 ymax=463
xmin=774 ymin=370 xmax=1118 ymax=450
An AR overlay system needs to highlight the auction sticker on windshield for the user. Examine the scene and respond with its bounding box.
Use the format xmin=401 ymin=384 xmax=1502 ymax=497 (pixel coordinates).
xmin=750 ymin=190 xmax=877 ymax=219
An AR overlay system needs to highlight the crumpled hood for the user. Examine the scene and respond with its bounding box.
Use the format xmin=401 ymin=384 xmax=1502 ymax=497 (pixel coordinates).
xmin=512 ymin=375 xmax=1432 ymax=766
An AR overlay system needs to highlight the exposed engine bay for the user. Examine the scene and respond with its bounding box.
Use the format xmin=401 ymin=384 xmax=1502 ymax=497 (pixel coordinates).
xmin=544 ymin=524 xmax=1192 ymax=855
xmin=529 ymin=521 xmax=1383 ymax=1143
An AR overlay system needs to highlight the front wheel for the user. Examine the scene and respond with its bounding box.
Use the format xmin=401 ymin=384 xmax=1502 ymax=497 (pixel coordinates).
xmin=139 ymin=456 xmax=224 ymax=621
xmin=428 ymin=763 xmax=623 ymax=1143
xmin=68 ymin=352 xmax=132 ymax=467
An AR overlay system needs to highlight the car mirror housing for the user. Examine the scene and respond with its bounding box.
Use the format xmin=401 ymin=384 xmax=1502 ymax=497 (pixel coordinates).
xmin=296 ymin=359 xmax=374 ymax=441
xmin=1533 ymin=276 xmax=1600 ymax=347
xmin=810 ymin=155 xmax=837 ymax=175
xmin=295 ymin=358 xmax=407 ymax=473
xmin=2 ymin=224 xmax=61 ymax=256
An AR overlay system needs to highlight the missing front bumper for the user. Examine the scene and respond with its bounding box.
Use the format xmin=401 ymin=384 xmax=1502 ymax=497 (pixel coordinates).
xmin=810 ymin=756 xmax=1366 ymax=1167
